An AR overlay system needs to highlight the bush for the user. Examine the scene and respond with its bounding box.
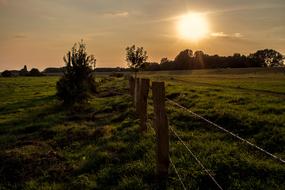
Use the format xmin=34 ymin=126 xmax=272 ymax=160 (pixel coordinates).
xmin=56 ymin=41 xmax=96 ymax=105
xmin=1 ymin=70 xmax=12 ymax=77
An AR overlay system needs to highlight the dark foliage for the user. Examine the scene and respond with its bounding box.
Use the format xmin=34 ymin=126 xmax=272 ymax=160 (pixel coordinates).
xmin=248 ymin=49 xmax=284 ymax=67
xmin=28 ymin=68 xmax=44 ymax=76
xmin=174 ymin=49 xmax=194 ymax=69
xmin=19 ymin=65 xmax=29 ymax=76
xmin=43 ymin=67 xmax=65 ymax=74
xmin=126 ymin=45 xmax=148 ymax=77
xmin=56 ymin=41 xmax=96 ymax=105
xmin=144 ymin=49 xmax=284 ymax=71
xmin=1 ymin=70 xmax=12 ymax=77
xmin=95 ymin=67 xmax=131 ymax=72
xmin=143 ymin=62 xmax=160 ymax=71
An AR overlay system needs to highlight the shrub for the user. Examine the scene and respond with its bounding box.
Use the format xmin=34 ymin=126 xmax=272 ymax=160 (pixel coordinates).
xmin=56 ymin=41 xmax=96 ymax=105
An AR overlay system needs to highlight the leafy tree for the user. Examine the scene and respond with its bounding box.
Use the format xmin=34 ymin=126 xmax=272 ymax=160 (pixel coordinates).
xmin=56 ymin=40 xmax=96 ymax=105
xmin=248 ymin=49 xmax=284 ymax=67
xmin=1 ymin=70 xmax=12 ymax=77
xmin=125 ymin=45 xmax=148 ymax=78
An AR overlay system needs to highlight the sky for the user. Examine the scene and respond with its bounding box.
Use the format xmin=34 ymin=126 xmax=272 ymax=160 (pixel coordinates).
xmin=0 ymin=0 xmax=284 ymax=71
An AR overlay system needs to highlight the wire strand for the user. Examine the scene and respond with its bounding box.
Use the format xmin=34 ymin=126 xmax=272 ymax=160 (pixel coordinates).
xmin=170 ymin=126 xmax=224 ymax=190
xmin=166 ymin=98 xmax=285 ymax=164
xmin=169 ymin=156 xmax=187 ymax=190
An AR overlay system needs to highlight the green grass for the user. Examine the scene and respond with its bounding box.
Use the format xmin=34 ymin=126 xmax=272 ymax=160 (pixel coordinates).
xmin=0 ymin=68 xmax=285 ymax=189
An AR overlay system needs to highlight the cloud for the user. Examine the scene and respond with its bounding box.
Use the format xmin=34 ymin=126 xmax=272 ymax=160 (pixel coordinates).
xmin=211 ymin=32 xmax=228 ymax=37
xmin=210 ymin=32 xmax=258 ymax=46
xmin=103 ymin=11 xmax=129 ymax=18
xmin=211 ymin=32 xmax=243 ymax=38
xmin=207 ymin=3 xmax=285 ymax=15
xmin=13 ymin=34 xmax=27 ymax=39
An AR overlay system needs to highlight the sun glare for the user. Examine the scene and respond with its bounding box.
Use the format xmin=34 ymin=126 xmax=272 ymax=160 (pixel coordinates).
xmin=177 ymin=12 xmax=209 ymax=41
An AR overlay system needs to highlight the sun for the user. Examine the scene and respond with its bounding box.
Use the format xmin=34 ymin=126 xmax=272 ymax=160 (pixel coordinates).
xmin=177 ymin=12 xmax=209 ymax=41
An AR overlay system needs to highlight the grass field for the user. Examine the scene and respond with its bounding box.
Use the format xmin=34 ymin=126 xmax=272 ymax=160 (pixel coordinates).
xmin=0 ymin=68 xmax=284 ymax=189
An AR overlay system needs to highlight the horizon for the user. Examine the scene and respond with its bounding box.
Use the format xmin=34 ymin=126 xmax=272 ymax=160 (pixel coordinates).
xmin=0 ymin=0 xmax=284 ymax=71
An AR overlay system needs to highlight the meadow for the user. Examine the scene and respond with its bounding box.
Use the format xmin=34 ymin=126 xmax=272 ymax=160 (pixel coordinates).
xmin=0 ymin=68 xmax=284 ymax=189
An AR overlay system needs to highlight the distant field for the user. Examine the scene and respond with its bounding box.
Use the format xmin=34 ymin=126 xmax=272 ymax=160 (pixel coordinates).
xmin=0 ymin=68 xmax=284 ymax=189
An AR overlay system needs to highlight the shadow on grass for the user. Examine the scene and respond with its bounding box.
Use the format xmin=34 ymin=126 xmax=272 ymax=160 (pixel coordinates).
xmin=0 ymin=95 xmax=66 ymax=136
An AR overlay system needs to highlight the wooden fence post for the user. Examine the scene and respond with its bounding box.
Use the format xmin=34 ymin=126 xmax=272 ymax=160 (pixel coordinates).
xmin=152 ymin=81 xmax=169 ymax=178
xmin=139 ymin=78 xmax=150 ymax=132
xmin=135 ymin=78 xmax=141 ymax=112
xmin=129 ymin=76 xmax=135 ymax=98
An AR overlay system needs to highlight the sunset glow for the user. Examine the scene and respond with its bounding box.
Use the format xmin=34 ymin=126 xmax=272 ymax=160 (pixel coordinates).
xmin=0 ymin=1 xmax=284 ymax=71
xmin=177 ymin=12 xmax=209 ymax=41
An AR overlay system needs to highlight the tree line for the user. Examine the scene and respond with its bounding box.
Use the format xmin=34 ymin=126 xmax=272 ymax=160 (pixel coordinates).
xmin=143 ymin=49 xmax=284 ymax=71
xmin=2 ymin=46 xmax=283 ymax=78
xmin=1 ymin=65 xmax=44 ymax=77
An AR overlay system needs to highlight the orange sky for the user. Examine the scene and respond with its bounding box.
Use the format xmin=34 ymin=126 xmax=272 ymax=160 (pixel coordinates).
xmin=0 ymin=0 xmax=284 ymax=71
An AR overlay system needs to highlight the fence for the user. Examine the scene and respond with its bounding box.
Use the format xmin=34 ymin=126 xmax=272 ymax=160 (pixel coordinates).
xmin=128 ymin=76 xmax=285 ymax=189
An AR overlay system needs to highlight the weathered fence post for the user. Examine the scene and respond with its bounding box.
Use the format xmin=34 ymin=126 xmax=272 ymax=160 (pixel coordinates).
xmin=129 ymin=76 xmax=135 ymax=99
xmin=139 ymin=78 xmax=150 ymax=132
xmin=135 ymin=78 xmax=141 ymax=113
xmin=152 ymin=81 xmax=169 ymax=179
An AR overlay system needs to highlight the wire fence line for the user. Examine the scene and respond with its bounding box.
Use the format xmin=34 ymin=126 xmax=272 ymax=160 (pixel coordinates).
xmin=129 ymin=77 xmax=284 ymax=189
xmin=146 ymin=119 xmax=187 ymax=189
xmin=169 ymin=156 xmax=187 ymax=190
xmin=170 ymin=125 xmax=224 ymax=190
xmin=166 ymin=98 xmax=285 ymax=164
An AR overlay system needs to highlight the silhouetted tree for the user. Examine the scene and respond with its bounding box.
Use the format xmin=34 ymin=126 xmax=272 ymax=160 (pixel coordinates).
xmin=229 ymin=53 xmax=247 ymax=68
xmin=174 ymin=49 xmax=194 ymax=69
xmin=28 ymin=68 xmax=43 ymax=76
xmin=126 ymin=45 xmax=148 ymax=78
xmin=160 ymin=58 xmax=170 ymax=65
xmin=19 ymin=65 xmax=29 ymax=76
xmin=1 ymin=70 xmax=12 ymax=77
xmin=248 ymin=49 xmax=284 ymax=67
xmin=159 ymin=58 xmax=174 ymax=70
xmin=194 ymin=51 xmax=205 ymax=69
xmin=56 ymin=40 xmax=96 ymax=105
xmin=144 ymin=62 xmax=160 ymax=71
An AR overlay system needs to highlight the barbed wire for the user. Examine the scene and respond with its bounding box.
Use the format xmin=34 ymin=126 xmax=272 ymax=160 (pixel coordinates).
xmin=169 ymin=156 xmax=187 ymax=190
xmin=166 ymin=98 xmax=285 ymax=164
xmin=170 ymin=125 xmax=224 ymax=190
